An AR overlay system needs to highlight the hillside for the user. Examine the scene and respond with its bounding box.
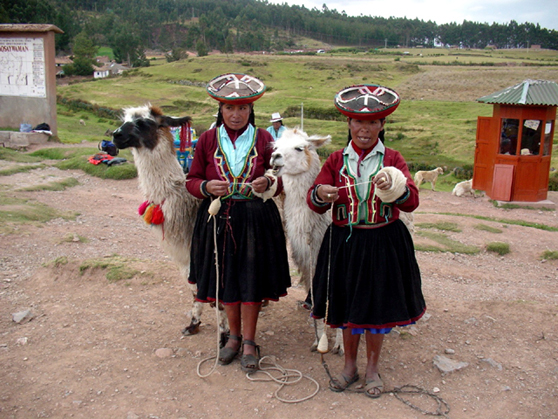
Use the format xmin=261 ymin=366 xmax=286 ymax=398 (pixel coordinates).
xmin=55 ymin=49 xmax=558 ymax=174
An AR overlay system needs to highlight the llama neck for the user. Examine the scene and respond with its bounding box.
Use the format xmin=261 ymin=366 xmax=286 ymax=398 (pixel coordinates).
xmin=133 ymin=145 xmax=184 ymax=203
xmin=282 ymin=154 xmax=320 ymax=200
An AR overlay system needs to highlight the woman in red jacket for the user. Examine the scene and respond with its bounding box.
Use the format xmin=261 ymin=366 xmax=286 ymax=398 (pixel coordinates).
xmin=307 ymin=84 xmax=426 ymax=398
xmin=186 ymin=74 xmax=291 ymax=372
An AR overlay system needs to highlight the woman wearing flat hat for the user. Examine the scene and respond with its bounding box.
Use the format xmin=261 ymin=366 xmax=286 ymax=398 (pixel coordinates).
xmin=266 ymin=112 xmax=286 ymax=140
xmin=307 ymin=84 xmax=425 ymax=398
xmin=186 ymin=73 xmax=291 ymax=372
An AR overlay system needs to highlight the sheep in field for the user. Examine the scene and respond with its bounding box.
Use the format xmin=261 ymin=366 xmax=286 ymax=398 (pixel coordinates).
xmin=452 ymin=179 xmax=475 ymax=197
xmin=112 ymin=104 xmax=228 ymax=343
xmin=414 ymin=167 xmax=444 ymax=191
xmin=266 ymin=128 xmax=344 ymax=354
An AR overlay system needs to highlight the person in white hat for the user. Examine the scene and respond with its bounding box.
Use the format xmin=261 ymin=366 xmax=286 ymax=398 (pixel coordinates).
xmin=208 ymin=113 xmax=218 ymax=130
xmin=266 ymin=112 xmax=286 ymax=140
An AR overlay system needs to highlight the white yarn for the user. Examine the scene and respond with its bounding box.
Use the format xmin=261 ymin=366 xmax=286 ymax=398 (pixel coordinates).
xmin=374 ymin=166 xmax=407 ymax=203
xmin=252 ymin=169 xmax=278 ymax=202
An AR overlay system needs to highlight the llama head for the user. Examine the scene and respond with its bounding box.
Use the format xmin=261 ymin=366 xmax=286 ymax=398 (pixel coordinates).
xmin=270 ymin=128 xmax=331 ymax=177
xmin=112 ymin=104 xmax=192 ymax=150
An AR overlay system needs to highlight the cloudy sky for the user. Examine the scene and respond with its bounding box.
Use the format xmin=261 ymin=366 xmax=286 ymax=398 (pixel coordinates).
xmin=272 ymin=0 xmax=558 ymax=31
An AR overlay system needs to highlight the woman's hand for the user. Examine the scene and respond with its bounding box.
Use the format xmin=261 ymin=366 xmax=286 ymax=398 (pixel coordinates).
xmin=317 ymin=185 xmax=339 ymax=203
xmin=251 ymin=176 xmax=270 ymax=194
xmin=206 ymin=180 xmax=230 ymax=196
xmin=373 ymin=172 xmax=392 ymax=190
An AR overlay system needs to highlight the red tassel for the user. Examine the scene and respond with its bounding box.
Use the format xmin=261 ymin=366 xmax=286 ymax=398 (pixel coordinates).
xmin=151 ymin=205 xmax=165 ymax=225
xmin=179 ymin=122 xmax=191 ymax=152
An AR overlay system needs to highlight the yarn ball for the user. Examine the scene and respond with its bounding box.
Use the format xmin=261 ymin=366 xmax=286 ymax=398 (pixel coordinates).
xmin=374 ymin=166 xmax=408 ymax=203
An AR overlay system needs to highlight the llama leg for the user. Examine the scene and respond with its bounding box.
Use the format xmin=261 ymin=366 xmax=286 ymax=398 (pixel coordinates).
xmin=182 ymin=282 xmax=202 ymax=336
xmin=311 ymin=318 xmax=326 ymax=352
xmin=331 ymin=328 xmax=345 ymax=356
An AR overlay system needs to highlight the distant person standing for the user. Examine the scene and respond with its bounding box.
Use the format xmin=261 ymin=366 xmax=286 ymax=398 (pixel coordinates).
xmin=209 ymin=113 xmax=218 ymax=130
xmin=266 ymin=112 xmax=286 ymax=140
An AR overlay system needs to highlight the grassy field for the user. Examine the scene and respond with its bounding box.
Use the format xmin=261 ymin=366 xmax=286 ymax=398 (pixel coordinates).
xmin=54 ymin=48 xmax=558 ymax=182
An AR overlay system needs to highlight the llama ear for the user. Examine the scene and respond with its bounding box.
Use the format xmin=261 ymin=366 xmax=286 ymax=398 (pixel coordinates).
xmin=158 ymin=115 xmax=192 ymax=128
xmin=307 ymin=135 xmax=331 ymax=149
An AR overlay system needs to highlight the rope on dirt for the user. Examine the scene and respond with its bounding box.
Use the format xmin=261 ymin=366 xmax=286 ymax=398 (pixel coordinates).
xmin=244 ymin=355 xmax=320 ymax=403
xmin=319 ymin=352 xmax=451 ymax=417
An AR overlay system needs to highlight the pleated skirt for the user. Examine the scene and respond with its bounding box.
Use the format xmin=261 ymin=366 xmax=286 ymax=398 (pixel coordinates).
xmin=189 ymin=197 xmax=291 ymax=304
xmin=311 ymin=219 xmax=426 ymax=329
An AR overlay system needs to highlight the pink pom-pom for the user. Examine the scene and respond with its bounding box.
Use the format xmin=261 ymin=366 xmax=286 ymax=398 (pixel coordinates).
xmin=138 ymin=201 xmax=150 ymax=215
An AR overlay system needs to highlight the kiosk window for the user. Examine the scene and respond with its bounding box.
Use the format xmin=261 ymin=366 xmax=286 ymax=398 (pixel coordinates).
xmin=520 ymin=119 xmax=542 ymax=155
xmin=499 ymin=118 xmax=518 ymax=155
xmin=543 ymin=120 xmax=553 ymax=156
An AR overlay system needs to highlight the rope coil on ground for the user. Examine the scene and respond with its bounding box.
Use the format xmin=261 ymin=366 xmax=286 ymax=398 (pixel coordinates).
xmin=245 ymin=355 xmax=320 ymax=403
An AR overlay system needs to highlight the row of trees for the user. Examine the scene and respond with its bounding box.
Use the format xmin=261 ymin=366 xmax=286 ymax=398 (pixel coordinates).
xmin=2 ymin=0 xmax=558 ymax=67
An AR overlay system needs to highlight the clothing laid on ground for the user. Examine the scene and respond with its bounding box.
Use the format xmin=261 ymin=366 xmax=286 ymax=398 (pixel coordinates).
xmin=266 ymin=124 xmax=286 ymax=140
xmin=307 ymin=141 xmax=426 ymax=329
xmin=186 ymin=125 xmax=291 ymax=305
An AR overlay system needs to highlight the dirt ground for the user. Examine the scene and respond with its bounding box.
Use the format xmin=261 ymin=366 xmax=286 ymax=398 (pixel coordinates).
xmin=1 ymin=150 xmax=557 ymax=419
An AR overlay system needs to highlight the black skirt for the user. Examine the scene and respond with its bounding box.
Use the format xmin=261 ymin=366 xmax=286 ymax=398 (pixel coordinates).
xmin=311 ymin=220 xmax=426 ymax=328
xmin=189 ymin=197 xmax=291 ymax=304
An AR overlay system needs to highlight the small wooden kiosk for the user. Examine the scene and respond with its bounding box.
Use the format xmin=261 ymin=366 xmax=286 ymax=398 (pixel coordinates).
xmin=473 ymin=80 xmax=557 ymax=206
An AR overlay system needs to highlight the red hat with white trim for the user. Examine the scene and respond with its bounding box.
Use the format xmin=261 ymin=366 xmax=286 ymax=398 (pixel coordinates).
xmin=207 ymin=73 xmax=266 ymax=105
xmin=334 ymin=84 xmax=400 ymax=120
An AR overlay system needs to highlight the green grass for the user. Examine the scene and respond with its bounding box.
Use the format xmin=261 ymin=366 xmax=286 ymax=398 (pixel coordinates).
xmin=419 ymin=212 xmax=558 ymax=231
xmin=58 ymin=233 xmax=88 ymax=244
xmin=486 ymin=241 xmax=510 ymax=255
xmin=415 ymin=230 xmax=480 ymax=254
xmin=52 ymin=151 xmax=138 ymax=180
xmin=0 ymin=164 xmax=46 ymax=176
xmin=474 ymin=223 xmax=503 ymax=233
xmin=44 ymin=256 xmax=69 ymax=268
xmin=541 ymin=250 xmax=558 ymax=260
xmin=0 ymin=192 xmax=78 ymax=233
xmin=49 ymin=49 xmax=558 ymax=172
xmin=79 ymin=255 xmax=141 ymax=283
xmin=18 ymin=177 xmax=79 ymax=192
xmin=0 ymin=148 xmax=44 ymax=163
xmin=416 ymin=221 xmax=461 ymax=232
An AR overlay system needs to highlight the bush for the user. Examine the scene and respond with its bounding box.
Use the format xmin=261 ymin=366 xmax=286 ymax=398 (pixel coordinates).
xmin=548 ymin=173 xmax=558 ymax=191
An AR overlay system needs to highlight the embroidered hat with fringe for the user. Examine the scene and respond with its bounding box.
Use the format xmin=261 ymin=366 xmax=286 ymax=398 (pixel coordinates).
xmin=334 ymin=84 xmax=400 ymax=120
xmin=207 ymin=73 xmax=266 ymax=105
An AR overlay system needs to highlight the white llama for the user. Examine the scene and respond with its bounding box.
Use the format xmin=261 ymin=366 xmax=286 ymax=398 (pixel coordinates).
xmin=112 ymin=104 xmax=228 ymax=343
xmin=268 ymin=128 xmax=344 ymax=355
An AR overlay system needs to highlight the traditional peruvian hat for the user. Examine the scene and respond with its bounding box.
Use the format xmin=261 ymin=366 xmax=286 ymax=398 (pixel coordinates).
xmin=207 ymin=73 xmax=266 ymax=105
xmin=334 ymin=84 xmax=400 ymax=120
xmin=270 ymin=112 xmax=283 ymax=122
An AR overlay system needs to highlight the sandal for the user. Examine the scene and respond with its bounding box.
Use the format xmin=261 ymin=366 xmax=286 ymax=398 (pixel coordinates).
xmin=364 ymin=374 xmax=384 ymax=399
xmin=329 ymin=371 xmax=359 ymax=392
xmin=240 ymin=340 xmax=261 ymax=373
xmin=218 ymin=334 xmax=242 ymax=365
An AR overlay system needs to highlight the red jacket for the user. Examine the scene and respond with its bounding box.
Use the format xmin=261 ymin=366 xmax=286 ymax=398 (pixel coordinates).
xmin=307 ymin=147 xmax=419 ymax=226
